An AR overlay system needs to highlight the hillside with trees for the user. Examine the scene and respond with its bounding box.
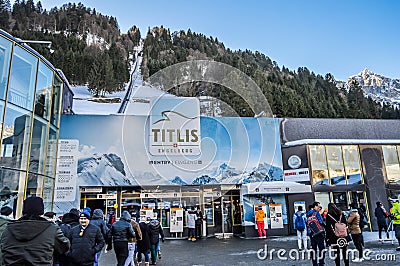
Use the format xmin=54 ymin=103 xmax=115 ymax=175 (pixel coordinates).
xmin=0 ymin=0 xmax=140 ymax=96
xmin=0 ymin=1 xmax=398 ymax=118
xmin=141 ymin=27 xmax=400 ymax=118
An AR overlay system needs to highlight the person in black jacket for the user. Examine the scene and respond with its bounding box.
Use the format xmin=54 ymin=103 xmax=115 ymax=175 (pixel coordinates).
xmin=56 ymin=208 xmax=80 ymax=266
xmin=1 ymin=196 xmax=70 ymax=265
xmin=148 ymin=219 xmax=165 ymax=265
xmin=90 ymin=209 xmax=110 ymax=266
xmin=137 ymin=221 xmax=151 ymax=266
xmin=375 ymin=201 xmax=390 ymax=241
xmin=66 ymin=210 xmax=104 ymax=266
xmin=325 ymin=203 xmax=351 ymax=266
xmin=110 ymin=210 xmax=135 ymax=266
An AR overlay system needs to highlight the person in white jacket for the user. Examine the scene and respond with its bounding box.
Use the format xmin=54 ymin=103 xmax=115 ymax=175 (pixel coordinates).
xmin=187 ymin=208 xmax=197 ymax=241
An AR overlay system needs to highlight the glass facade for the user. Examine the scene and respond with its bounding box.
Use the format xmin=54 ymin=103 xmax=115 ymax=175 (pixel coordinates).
xmin=0 ymin=32 xmax=64 ymax=217
xmin=309 ymin=145 xmax=363 ymax=186
xmin=382 ymin=145 xmax=400 ymax=184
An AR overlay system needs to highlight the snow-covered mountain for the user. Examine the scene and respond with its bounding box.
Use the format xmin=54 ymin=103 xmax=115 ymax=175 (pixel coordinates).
xmin=192 ymin=175 xmax=219 ymax=185
xmin=77 ymin=153 xmax=135 ymax=186
xmin=170 ymin=176 xmax=187 ymax=185
xmin=346 ymin=69 xmax=400 ymax=107
xmin=238 ymin=162 xmax=283 ymax=184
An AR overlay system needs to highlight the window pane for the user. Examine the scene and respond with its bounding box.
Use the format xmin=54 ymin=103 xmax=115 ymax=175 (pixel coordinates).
xmin=43 ymin=176 xmax=55 ymax=211
xmin=0 ymin=104 xmax=32 ymax=170
xmin=8 ymin=46 xmax=37 ymax=110
xmin=383 ymin=145 xmax=400 ymax=184
xmin=309 ymin=145 xmax=329 ymax=185
xmin=34 ymin=62 xmax=53 ymax=120
xmin=50 ymin=76 xmax=62 ymax=126
xmin=326 ymin=146 xmax=345 ymax=185
xmin=0 ymin=168 xmax=26 ymax=218
xmin=45 ymin=127 xmax=58 ymax=178
xmin=0 ymin=36 xmax=12 ymax=100
xmin=314 ymin=192 xmax=330 ymax=212
xmin=332 ymin=192 xmax=348 ymax=211
xmin=343 ymin=145 xmax=363 ymax=184
xmin=0 ymin=100 xmax=4 ymax=130
xmin=26 ymin=173 xmax=44 ymax=197
xmin=29 ymin=117 xmax=49 ymax=175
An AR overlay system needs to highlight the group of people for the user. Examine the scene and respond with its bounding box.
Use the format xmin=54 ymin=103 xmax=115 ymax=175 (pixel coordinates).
xmin=187 ymin=208 xmax=204 ymax=241
xmin=292 ymin=201 xmax=366 ymax=266
xmin=0 ymin=196 xmax=166 ymax=266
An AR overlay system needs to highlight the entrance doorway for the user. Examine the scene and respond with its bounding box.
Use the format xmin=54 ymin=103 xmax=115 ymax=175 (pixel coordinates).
xmin=80 ymin=198 xmax=106 ymax=214
xmin=213 ymin=195 xmax=233 ymax=236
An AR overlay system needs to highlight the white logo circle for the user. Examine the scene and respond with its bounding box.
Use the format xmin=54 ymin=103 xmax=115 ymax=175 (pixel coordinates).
xmin=288 ymin=155 xmax=301 ymax=169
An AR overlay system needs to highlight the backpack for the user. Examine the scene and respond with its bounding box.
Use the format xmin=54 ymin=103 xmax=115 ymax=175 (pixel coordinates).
xmin=307 ymin=212 xmax=325 ymax=236
xmin=328 ymin=213 xmax=348 ymax=238
xmin=295 ymin=212 xmax=306 ymax=231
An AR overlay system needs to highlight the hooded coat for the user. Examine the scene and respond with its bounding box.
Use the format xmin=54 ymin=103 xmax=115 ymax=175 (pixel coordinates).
xmin=90 ymin=209 xmax=109 ymax=241
xmin=1 ymin=216 xmax=70 ymax=265
xmin=148 ymin=219 xmax=165 ymax=245
xmin=110 ymin=211 xmax=135 ymax=242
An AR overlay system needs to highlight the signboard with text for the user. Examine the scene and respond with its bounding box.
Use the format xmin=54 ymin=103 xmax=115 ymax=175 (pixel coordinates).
xmin=149 ymin=97 xmax=201 ymax=156
xmin=54 ymin=139 xmax=78 ymax=201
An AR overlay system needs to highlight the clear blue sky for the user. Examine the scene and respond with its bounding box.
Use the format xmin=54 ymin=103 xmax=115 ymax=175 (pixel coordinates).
xmin=27 ymin=0 xmax=400 ymax=81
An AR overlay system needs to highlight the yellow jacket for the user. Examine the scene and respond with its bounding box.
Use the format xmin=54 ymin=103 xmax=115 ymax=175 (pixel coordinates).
xmin=256 ymin=209 xmax=265 ymax=222
xmin=391 ymin=202 xmax=400 ymax=225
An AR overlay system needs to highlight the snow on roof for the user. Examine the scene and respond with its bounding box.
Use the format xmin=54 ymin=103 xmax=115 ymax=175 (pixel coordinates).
xmin=283 ymin=138 xmax=400 ymax=147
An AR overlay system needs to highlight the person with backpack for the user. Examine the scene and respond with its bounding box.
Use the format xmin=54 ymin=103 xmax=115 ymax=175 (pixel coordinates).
xmin=326 ymin=203 xmax=351 ymax=266
xmin=293 ymin=206 xmax=307 ymax=250
xmin=347 ymin=202 xmax=363 ymax=262
xmin=307 ymin=202 xmax=325 ymax=266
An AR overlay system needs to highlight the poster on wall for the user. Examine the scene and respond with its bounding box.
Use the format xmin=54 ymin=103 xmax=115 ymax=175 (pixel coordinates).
xmin=170 ymin=207 xmax=184 ymax=233
xmin=139 ymin=208 xmax=154 ymax=222
xmin=54 ymin=139 xmax=79 ymax=202
xmin=254 ymin=204 xmax=268 ymax=229
xmin=270 ymin=204 xmax=284 ymax=229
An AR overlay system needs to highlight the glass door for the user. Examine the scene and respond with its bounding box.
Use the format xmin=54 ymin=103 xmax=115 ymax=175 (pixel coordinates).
xmin=223 ymin=196 xmax=233 ymax=233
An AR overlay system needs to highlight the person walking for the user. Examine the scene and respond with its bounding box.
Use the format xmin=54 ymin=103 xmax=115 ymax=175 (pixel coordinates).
xmin=1 ymin=196 xmax=70 ymax=265
xmin=307 ymin=201 xmax=326 ymax=266
xmin=66 ymin=210 xmax=104 ymax=266
xmin=137 ymin=221 xmax=151 ymax=266
xmin=293 ymin=206 xmax=307 ymax=250
xmin=187 ymin=209 xmax=197 ymax=241
xmin=389 ymin=197 xmax=400 ymax=251
xmin=347 ymin=202 xmax=363 ymax=262
xmin=90 ymin=209 xmax=110 ymax=266
xmin=148 ymin=218 xmax=165 ymax=265
xmin=375 ymin=201 xmax=390 ymax=241
xmin=110 ymin=210 xmax=135 ymax=266
xmin=255 ymin=206 xmax=266 ymax=239
xmin=195 ymin=208 xmax=204 ymax=239
xmin=325 ymin=203 xmax=351 ymax=266
xmin=124 ymin=216 xmax=142 ymax=266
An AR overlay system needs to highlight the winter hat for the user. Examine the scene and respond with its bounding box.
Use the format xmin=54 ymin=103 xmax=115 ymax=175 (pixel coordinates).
xmin=80 ymin=210 xmax=91 ymax=219
xmin=69 ymin=208 xmax=80 ymax=217
xmin=22 ymin=196 xmax=44 ymax=216
xmin=0 ymin=206 xmax=12 ymax=216
xmin=83 ymin=207 xmax=91 ymax=214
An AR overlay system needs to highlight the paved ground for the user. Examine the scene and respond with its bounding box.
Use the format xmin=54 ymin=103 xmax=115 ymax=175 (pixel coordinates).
xmin=99 ymin=232 xmax=400 ymax=265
